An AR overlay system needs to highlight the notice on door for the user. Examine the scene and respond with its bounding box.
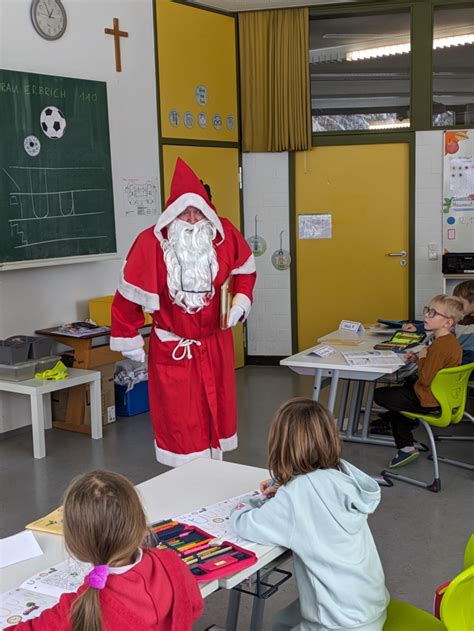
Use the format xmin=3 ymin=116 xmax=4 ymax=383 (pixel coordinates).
xmin=298 ymin=213 xmax=332 ymax=239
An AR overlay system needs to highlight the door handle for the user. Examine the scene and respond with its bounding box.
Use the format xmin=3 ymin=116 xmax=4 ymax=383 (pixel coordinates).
xmin=386 ymin=250 xmax=407 ymax=257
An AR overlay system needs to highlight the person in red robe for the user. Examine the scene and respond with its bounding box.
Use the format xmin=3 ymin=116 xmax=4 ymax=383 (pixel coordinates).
xmin=111 ymin=158 xmax=256 ymax=467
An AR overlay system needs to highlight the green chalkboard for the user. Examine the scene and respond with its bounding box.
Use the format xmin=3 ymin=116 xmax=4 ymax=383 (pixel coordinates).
xmin=0 ymin=69 xmax=116 ymax=265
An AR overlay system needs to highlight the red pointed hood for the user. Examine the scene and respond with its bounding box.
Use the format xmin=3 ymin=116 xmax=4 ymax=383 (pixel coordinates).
xmin=154 ymin=158 xmax=224 ymax=242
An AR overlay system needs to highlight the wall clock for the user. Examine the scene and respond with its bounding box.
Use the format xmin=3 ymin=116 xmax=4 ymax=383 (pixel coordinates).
xmin=31 ymin=0 xmax=67 ymax=41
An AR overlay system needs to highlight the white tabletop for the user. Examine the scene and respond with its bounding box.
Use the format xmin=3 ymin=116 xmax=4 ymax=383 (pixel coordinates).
xmin=0 ymin=368 xmax=100 ymax=395
xmin=280 ymin=329 xmax=403 ymax=376
xmin=1 ymin=459 xmax=285 ymax=598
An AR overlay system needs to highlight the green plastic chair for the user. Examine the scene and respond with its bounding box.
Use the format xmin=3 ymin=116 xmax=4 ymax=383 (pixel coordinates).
xmin=384 ymin=565 xmax=474 ymax=631
xmin=382 ymin=363 xmax=474 ymax=492
xmin=440 ymin=565 xmax=474 ymax=630
xmin=464 ymin=533 xmax=474 ymax=569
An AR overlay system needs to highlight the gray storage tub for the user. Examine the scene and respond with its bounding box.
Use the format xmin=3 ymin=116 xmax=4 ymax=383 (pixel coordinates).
xmin=0 ymin=340 xmax=30 ymax=365
xmin=6 ymin=335 xmax=54 ymax=359
xmin=0 ymin=360 xmax=37 ymax=382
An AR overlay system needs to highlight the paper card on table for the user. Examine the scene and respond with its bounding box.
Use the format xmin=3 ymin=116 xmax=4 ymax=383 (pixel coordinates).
xmin=175 ymin=491 xmax=261 ymax=548
xmin=342 ymin=351 xmax=404 ymax=367
xmin=0 ymin=588 xmax=58 ymax=628
xmin=25 ymin=507 xmax=63 ymax=535
xmin=0 ymin=530 xmax=43 ymax=569
xmin=307 ymin=345 xmax=336 ymax=358
xmin=20 ymin=558 xmax=91 ymax=598
xmin=339 ymin=320 xmax=365 ymax=338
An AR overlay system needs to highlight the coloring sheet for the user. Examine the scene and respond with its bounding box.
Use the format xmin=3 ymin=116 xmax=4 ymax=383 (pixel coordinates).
xmin=0 ymin=588 xmax=58 ymax=627
xmin=19 ymin=558 xmax=91 ymax=599
xmin=175 ymin=490 xmax=261 ymax=548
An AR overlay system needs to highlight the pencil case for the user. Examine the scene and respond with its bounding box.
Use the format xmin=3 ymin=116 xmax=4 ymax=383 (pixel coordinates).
xmin=149 ymin=519 xmax=257 ymax=582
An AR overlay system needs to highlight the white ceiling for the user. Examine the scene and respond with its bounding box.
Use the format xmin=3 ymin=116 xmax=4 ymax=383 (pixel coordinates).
xmin=179 ymin=0 xmax=366 ymax=13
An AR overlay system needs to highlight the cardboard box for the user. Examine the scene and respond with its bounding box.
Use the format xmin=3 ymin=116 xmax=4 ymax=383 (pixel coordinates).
xmin=89 ymin=295 xmax=152 ymax=326
xmin=51 ymin=363 xmax=116 ymax=426
xmin=84 ymin=363 xmax=116 ymax=426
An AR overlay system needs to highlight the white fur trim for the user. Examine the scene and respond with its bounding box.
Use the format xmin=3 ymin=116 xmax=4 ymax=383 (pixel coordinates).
xmin=232 ymin=293 xmax=252 ymax=320
xmin=118 ymin=265 xmax=160 ymax=312
xmin=110 ymin=335 xmax=144 ymax=351
xmin=154 ymin=443 xmax=213 ymax=467
xmin=231 ymin=254 xmax=256 ymax=275
xmin=154 ymin=193 xmax=225 ymax=243
xmin=154 ymin=434 xmax=237 ymax=467
xmin=219 ymin=433 xmax=238 ymax=451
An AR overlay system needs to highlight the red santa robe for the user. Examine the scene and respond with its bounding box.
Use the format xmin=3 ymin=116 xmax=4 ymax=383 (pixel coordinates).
xmin=5 ymin=548 xmax=203 ymax=631
xmin=111 ymin=159 xmax=256 ymax=466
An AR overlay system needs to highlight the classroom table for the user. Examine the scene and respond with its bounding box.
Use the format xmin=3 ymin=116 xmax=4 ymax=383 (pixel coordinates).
xmin=280 ymin=329 xmax=420 ymax=447
xmin=281 ymin=329 xmax=398 ymax=443
xmin=0 ymin=368 xmax=102 ymax=459
xmin=1 ymin=459 xmax=289 ymax=630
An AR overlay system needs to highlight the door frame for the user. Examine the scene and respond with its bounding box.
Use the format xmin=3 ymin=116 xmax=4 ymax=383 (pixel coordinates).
xmin=289 ymin=131 xmax=415 ymax=354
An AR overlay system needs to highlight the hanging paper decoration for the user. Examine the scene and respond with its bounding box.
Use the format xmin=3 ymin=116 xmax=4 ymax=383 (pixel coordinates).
xmin=247 ymin=215 xmax=267 ymax=256
xmin=271 ymin=230 xmax=291 ymax=271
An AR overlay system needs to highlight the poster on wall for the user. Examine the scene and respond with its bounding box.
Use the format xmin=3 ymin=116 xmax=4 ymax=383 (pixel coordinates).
xmin=443 ymin=130 xmax=474 ymax=252
xmin=122 ymin=178 xmax=158 ymax=216
xmin=298 ymin=213 xmax=332 ymax=240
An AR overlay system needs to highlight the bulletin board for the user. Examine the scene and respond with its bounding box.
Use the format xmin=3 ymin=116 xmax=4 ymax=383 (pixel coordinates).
xmin=443 ymin=129 xmax=474 ymax=251
xmin=155 ymin=0 xmax=238 ymax=142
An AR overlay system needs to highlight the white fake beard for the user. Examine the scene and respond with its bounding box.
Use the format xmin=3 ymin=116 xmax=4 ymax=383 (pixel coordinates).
xmin=162 ymin=219 xmax=218 ymax=314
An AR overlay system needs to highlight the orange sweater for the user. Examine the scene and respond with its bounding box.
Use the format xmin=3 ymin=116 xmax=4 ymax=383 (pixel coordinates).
xmin=414 ymin=334 xmax=462 ymax=408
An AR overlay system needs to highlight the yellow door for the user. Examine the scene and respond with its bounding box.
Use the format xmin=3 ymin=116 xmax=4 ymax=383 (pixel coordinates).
xmin=162 ymin=145 xmax=245 ymax=367
xmin=295 ymin=143 xmax=409 ymax=350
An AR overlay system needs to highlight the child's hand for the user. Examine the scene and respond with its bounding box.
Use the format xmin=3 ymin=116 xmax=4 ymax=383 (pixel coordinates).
xmin=404 ymin=351 xmax=418 ymax=363
xmin=259 ymin=479 xmax=277 ymax=498
xmin=402 ymin=323 xmax=417 ymax=332
xmin=417 ymin=345 xmax=428 ymax=359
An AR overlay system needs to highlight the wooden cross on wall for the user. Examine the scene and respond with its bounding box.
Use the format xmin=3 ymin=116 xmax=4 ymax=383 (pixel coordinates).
xmin=104 ymin=18 xmax=128 ymax=72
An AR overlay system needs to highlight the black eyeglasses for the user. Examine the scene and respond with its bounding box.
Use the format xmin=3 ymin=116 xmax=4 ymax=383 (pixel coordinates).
xmin=423 ymin=306 xmax=450 ymax=320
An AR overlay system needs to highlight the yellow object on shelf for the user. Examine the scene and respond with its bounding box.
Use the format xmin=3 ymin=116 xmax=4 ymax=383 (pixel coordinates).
xmin=89 ymin=295 xmax=152 ymax=326
xmin=35 ymin=360 xmax=68 ymax=380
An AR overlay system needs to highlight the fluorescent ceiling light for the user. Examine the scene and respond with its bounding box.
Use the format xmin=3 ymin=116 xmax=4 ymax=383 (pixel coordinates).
xmin=347 ymin=33 xmax=474 ymax=61
xmin=368 ymin=119 xmax=411 ymax=129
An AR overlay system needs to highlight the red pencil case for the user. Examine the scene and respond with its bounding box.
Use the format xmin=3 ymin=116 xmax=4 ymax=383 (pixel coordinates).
xmin=150 ymin=520 xmax=257 ymax=582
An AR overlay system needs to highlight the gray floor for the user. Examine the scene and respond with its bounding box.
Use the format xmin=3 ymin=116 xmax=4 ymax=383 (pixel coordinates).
xmin=1 ymin=366 xmax=473 ymax=630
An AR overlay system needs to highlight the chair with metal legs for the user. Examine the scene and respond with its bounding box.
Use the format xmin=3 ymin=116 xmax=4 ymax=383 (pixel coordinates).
xmin=382 ymin=363 xmax=474 ymax=492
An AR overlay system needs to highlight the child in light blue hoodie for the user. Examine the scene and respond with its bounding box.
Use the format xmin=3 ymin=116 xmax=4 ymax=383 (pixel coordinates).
xmin=230 ymin=398 xmax=389 ymax=631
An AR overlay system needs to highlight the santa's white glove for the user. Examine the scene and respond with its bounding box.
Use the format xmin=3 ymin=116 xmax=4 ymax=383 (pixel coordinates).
xmin=122 ymin=348 xmax=146 ymax=363
xmin=228 ymin=306 xmax=245 ymax=327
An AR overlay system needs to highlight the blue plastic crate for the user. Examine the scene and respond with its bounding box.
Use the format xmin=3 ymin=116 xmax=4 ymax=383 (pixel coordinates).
xmin=115 ymin=381 xmax=150 ymax=417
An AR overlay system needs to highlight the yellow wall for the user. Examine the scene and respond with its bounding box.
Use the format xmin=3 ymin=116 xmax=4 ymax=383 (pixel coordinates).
xmin=295 ymin=144 xmax=409 ymax=350
xmin=155 ymin=0 xmax=238 ymax=142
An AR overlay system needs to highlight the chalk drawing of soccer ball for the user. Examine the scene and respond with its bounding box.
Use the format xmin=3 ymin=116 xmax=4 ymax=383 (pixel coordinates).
xmin=24 ymin=135 xmax=41 ymax=157
xmin=40 ymin=106 xmax=66 ymax=139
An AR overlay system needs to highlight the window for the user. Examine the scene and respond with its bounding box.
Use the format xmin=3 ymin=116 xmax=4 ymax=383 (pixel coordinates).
xmin=309 ymin=10 xmax=411 ymax=132
xmin=433 ymin=4 xmax=474 ymax=127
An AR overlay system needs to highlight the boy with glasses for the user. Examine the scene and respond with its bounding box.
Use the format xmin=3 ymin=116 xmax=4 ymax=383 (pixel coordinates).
xmin=374 ymin=295 xmax=463 ymax=468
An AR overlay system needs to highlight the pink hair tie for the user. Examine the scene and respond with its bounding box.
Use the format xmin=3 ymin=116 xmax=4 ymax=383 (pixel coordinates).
xmin=87 ymin=565 xmax=110 ymax=590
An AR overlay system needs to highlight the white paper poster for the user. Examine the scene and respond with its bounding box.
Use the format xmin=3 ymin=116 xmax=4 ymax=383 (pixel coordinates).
xmin=299 ymin=214 xmax=332 ymax=239
xmin=123 ymin=178 xmax=158 ymax=216
xmin=443 ymin=130 xmax=474 ymax=251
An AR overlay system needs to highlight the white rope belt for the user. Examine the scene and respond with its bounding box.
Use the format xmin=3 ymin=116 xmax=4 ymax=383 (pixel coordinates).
xmin=171 ymin=338 xmax=202 ymax=361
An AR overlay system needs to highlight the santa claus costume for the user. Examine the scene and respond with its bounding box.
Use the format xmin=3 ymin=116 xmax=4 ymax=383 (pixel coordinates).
xmin=111 ymin=159 xmax=256 ymax=467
